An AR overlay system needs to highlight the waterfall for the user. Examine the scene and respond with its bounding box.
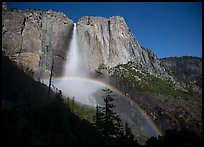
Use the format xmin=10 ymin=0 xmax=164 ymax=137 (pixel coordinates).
xmin=54 ymin=23 xmax=101 ymax=106
xmin=43 ymin=23 xmax=161 ymax=137
xmin=64 ymin=23 xmax=88 ymax=77
xmin=64 ymin=23 xmax=79 ymax=76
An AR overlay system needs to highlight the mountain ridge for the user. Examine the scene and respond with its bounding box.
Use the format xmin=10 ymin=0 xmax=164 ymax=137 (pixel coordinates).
xmin=2 ymin=5 xmax=201 ymax=101
xmin=160 ymin=56 xmax=202 ymax=94
xmin=2 ymin=4 xmax=202 ymax=144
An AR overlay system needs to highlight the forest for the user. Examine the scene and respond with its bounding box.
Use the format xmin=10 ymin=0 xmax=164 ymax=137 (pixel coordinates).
xmin=2 ymin=55 xmax=202 ymax=145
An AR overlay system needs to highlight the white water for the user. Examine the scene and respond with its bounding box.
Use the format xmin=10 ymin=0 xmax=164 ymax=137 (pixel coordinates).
xmin=54 ymin=23 xmax=103 ymax=107
xmin=64 ymin=23 xmax=88 ymax=77
xmin=43 ymin=23 xmax=161 ymax=137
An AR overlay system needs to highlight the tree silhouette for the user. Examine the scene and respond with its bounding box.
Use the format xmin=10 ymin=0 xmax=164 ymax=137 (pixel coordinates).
xmin=124 ymin=122 xmax=137 ymax=145
xmin=47 ymin=60 xmax=54 ymax=103
xmin=2 ymin=55 xmax=106 ymax=145
xmin=95 ymin=104 xmax=103 ymax=129
xmin=99 ymin=89 xmax=124 ymax=139
xmin=146 ymin=128 xmax=202 ymax=145
xmin=95 ymin=88 xmax=139 ymax=145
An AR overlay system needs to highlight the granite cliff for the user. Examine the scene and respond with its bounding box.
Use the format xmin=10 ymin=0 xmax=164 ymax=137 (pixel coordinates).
xmin=2 ymin=4 xmax=201 ymax=94
xmin=77 ymin=16 xmax=171 ymax=80
xmin=2 ymin=5 xmax=73 ymax=80
xmin=2 ymin=3 xmax=202 ymax=142
xmin=2 ymin=3 xmax=172 ymax=82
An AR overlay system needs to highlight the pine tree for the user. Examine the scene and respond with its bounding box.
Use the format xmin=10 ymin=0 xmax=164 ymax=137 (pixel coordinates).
xmin=95 ymin=104 xmax=100 ymax=128
xmin=124 ymin=122 xmax=137 ymax=144
xmin=95 ymin=88 xmax=139 ymax=145
xmin=96 ymin=88 xmax=124 ymax=142
xmin=47 ymin=60 xmax=54 ymax=103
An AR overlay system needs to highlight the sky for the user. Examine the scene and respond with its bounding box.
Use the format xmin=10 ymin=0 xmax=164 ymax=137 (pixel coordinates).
xmin=6 ymin=2 xmax=202 ymax=58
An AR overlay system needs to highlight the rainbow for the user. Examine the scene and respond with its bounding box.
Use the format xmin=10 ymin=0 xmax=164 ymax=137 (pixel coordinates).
xmin=43 ymin=76 xmax=163 ymax=137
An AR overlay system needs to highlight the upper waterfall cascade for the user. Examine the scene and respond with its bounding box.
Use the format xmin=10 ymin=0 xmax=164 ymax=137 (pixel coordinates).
xmin=55 ymin=23 xmax=102 ymax=107
xmin=64 ymin=23 xmax=88 ymax=77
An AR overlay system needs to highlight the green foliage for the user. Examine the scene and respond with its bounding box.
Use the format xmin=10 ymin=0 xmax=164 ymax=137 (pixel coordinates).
xmin=66 ymin=97 xmax=96 ymax=123
xmin=109 ymin=61 xmax=202 ymax=139
xmin=110 ymin=61 xmax=201 ymax=101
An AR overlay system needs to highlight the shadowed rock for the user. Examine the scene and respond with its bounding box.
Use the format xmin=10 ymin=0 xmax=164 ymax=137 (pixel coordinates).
xmin=2 ymin=6 xmax=74 ymax=80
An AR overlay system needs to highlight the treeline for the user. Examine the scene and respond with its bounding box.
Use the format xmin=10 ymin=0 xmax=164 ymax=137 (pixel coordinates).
xmin=146 ymin=128 xmax=202 ymax=145
xmin=2 ymin=55 xmax=202 ymax=145
xmin=2 ymin=55 xmax=104 ymax=144
xmin=2 ymin=55 xmax=138 ymax=145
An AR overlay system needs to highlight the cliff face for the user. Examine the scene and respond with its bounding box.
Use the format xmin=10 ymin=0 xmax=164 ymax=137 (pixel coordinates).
xmin=2 ymin=7 xmax=73 ymax=80
xmin=161 ymin=56 xmax=202 ymax=94
xmin=2 ymin=8 xmax=172 ymax=81
xmin=3 ymin=6 xmax=199 ymax=95
xmin=77 ymin=16 xmax=170 ymax=80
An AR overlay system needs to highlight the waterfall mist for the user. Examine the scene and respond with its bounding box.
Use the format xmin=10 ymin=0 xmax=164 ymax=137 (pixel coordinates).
xmin=64 ymin=23 xmax=88 ymax=77
xmin=43 ymin=23 xmax=161 ymax=137
xmin=53 ymin=23 xmax=104 ymax=107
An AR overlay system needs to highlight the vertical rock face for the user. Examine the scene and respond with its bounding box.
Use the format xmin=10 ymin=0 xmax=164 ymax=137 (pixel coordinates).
xmin=77 ymin=16 xmax=139 ymax=70
xmin=2 ymin=8 xmax=73 ymax=80
xmin=77 ymin=16 xmax=170 ymax=79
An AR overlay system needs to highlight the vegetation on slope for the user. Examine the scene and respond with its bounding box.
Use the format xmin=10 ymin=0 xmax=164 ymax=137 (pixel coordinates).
xmin=110 ymin=61 xmax=201 ymax=101
xmin=160 ymin=56 xmax=202 ymax=94
xmin=66 ymin=98 xmax=96 ymax=123
xmin=2 ymin=55 xmax=105 ymax=145
xmin=2 ymin=55 xmax=138 ymax=145
xmin=2 ymin=55 xmax=201 ymax=145
xmin=109 ymin=61 xmax=202 ymax=138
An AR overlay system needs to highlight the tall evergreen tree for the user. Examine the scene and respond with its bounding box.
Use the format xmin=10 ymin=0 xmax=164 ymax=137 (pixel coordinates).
xmin=124 ymin=122 xmax=137 ymax=144
xmin=47 ymin=60 xmax=54 ymax=103
xmin=95 ymin=88 xmax=139 ymax=145
xmin=96 ymin=89 xmax=124 ymax=142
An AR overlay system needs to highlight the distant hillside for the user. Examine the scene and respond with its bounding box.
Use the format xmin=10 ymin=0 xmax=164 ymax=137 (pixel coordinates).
xmin=160 ymin=56 xmax=202 ymax=94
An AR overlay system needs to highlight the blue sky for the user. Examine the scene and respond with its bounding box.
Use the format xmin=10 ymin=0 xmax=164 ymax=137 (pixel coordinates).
xmin=7 ymin=2 xmax=202 ymax=58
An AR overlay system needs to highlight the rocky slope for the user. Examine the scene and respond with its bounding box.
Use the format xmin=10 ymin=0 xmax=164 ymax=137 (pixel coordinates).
xmin=77 ymin=16 xmax=171 ymax=81
xmin=2 ymin=5 xmax=73 ymax=80
xmin=161 ymin=56 xmax=202 ymax=94
xmin=109 ymin=61 xmax=202 ymax=138
xmin=76 ymin=16 xmax=202 ymax=139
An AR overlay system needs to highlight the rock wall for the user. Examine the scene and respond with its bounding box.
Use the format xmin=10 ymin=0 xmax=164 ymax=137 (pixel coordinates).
xmin=161 ymin=56 xmax=202 ymax=94
xmin=77 ymin=16 xmax=170 ymax=80
xmin=2 ymin=6 xmax=73 ymax=80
